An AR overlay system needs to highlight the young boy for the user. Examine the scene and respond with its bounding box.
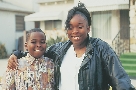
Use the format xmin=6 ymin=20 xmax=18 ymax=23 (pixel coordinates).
xmin=2 ymin=28 xmax=54 ymax=90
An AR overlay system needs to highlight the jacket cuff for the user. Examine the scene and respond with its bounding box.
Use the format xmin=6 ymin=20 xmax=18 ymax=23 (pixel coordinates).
xmin=11 ymin=50 xmax=26 ymax=59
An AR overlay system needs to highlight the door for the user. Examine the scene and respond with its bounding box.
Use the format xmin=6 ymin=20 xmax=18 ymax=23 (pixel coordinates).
xmin=120 ymin=10 xmax=130 ymax=39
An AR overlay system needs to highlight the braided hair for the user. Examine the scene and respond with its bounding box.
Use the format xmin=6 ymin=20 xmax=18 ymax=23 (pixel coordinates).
xmin=26 ymin=28 xmax=46 ymax=41
xmin=65 ymin=2 xmax=91 ymax=30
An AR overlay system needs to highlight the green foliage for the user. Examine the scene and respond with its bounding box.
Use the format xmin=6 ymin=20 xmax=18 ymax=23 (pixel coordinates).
xmin=0 ymin=43 xmax=7 ymax=59
xmin=46 ymin=36 xmax=68 ymax=48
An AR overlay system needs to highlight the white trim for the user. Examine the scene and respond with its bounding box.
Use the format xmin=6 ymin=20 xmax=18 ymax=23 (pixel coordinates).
xmin=0 ymin=1 xmax=33 ymax=13
xmin=79 ymin=0 xmax=129 ymax=6
xmin=87 ymin=4 xmax=129 ymax=12
xmin=37 ymin=0 xmax=64 ymax=3
xmin=24 ymin=11 xmax=63 ymax=21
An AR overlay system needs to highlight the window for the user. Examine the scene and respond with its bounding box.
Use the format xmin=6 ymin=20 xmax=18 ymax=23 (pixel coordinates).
xmin=35 ymin=21 xmax=40 ymax=28
xmin=45 ymin=20 xmax=62 ymax=30
xmin=16 ymin=15 xmax=25 ymax=31
xmin=92 ymin=11 xmax=111 ymax=39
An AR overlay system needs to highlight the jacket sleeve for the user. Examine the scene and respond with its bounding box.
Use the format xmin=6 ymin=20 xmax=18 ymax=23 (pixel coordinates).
xmin=101 ymin=41 xmax=135 ymax=90
xmin=45 ymin=42 xmax=64 ymax=60
xmin=13 ymin=50 xmax=27 ymax=59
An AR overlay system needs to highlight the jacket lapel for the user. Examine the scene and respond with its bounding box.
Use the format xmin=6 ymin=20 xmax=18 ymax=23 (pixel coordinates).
xmin=80 ymin=37 xmax=99 ymax=68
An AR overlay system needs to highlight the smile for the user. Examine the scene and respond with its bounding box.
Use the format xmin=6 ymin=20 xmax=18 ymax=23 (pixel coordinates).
xmin=35 ymin=50 xmax=41 ymax=51
xmin=72 ymin=36 xmax=80 ymax=40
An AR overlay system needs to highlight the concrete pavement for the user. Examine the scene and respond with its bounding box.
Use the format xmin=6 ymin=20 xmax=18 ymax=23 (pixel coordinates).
xmin=0 ymin=58 xmax=8 ymax=90
xmin=0 ymin=58 xmax=8 ymax=77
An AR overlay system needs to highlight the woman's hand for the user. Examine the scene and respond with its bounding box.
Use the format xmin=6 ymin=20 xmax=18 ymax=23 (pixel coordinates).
xmin=7 ymin=54 xmax=18 ymax=70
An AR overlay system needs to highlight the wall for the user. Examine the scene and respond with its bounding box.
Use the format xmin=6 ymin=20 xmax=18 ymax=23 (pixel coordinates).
xmin=0 ymin=10 xmax=34 ymax=55
xmin=3 ymin=0 xmax=39 ymax=12
xmin=0 ymin=11 xmax=15 ymax=55
xmin=28 ymin=0 xmax=122 ymax=45
xmin=110 ymin=10 xmax=120 ymax=44
xmin=39 ymin=1 xmax=74 ymax=29
xmin=36 ymin=1 xmax=74 ymax=40
xmin=90 ymin=10 xmax=120 ymax=45
xmin=77 ymin=0 xmax=129 ymax=7
xmin=130 ymin=0 xmax=136 ymax=52
xmin=0 ymin=0 xmax=36 ymax=55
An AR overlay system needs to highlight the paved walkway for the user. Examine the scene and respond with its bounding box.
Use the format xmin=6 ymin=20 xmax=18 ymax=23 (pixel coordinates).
xmin=0 ymin=58 xmax=8 ymax=90
xmin=0 ymin=58 xmax=8 ymax=76
xmin=0 ymin=58 xmax=136 ymax=90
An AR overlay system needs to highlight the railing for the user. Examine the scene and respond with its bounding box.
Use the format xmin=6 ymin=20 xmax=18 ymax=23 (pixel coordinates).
xmin=112 ymin=28 xmax=130 ymax=56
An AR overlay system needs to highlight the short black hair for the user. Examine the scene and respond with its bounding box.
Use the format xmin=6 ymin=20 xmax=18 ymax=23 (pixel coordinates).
xmin=65 ymin=2 xmax=91 ymax=30
xmin=26 ymin=28 xmax=46 ymax=41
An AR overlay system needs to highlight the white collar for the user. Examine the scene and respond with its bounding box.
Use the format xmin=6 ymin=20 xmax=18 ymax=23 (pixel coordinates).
xmin=20 ymin=53 xmax=45 ymax=65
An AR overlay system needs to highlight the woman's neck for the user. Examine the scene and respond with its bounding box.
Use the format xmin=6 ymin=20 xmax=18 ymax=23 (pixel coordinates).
xmin=73 ymin=43 xmax=86 ymax=58
xmin=73 ymin=44 xmax=86 ymax=50
xmin=72 ymin=36 xmax=88 ymax=58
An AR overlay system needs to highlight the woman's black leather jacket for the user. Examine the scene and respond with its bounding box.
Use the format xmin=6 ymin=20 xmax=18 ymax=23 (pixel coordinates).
xmin=14 ymin=36 xmax=135 ymax=90
xmin=45 ymin=36 xmax=135 ymax=90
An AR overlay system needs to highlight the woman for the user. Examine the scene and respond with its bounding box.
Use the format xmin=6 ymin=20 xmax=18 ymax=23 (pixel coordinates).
xmin=7 ymin=2 xmax=135 ymax=90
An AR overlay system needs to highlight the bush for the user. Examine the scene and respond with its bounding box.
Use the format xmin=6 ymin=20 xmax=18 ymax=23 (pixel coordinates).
xmin=46 ymin=36 xmax=68 ymax=48
xmin=0 ymin=43 xmax=7 ymax=59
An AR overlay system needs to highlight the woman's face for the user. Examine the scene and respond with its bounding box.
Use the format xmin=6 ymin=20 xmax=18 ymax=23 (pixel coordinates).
xmin=25 ymin=32 xmax=46 ymax=58
xmin=67 ymin=14 xmax=90 ymax=46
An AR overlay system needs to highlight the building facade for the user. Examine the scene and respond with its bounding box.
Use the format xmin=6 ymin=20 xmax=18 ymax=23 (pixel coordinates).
xmin=81 ymin=0 xmax=130 ymax=55
xmin=25 ymin=0 xmax=74 ymax=40
xmin=25 ymin=0 xmax=135 ymax=54
xmin=0 ymin=0 xmax=35 ymax=55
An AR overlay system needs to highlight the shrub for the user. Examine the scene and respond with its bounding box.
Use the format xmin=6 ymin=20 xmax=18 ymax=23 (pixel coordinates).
xmin=0 ymin=43 xmax=7 ymax=59
xmin=46 ymin=36 xmax=68 ymax=48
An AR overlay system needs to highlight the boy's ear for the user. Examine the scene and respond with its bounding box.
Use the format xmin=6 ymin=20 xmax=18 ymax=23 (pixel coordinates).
xmin=25 ymin=42 xmax=28 ymax=51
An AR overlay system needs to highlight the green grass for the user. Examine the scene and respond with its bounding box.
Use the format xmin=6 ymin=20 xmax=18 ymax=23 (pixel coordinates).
xmin=120 ymin=58 xmax=136 ymax=64
xmin=122 ymin=64 xmax=136 ymax=70
xmin=120 ymin=53 xmax=136 ymax=58
xmin=119 ymin=53 xmax=136 ymax=77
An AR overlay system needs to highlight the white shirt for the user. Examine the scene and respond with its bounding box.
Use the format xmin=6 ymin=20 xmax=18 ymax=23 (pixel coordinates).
xmin=59 ymin=45 xmax=85 ymax=90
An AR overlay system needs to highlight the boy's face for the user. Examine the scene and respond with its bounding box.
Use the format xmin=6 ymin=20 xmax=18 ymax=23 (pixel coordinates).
xmin=25 ymin=32 xmax=46 ymax=58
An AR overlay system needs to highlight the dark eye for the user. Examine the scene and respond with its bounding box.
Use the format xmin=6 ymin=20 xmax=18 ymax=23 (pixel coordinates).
xmin=41 ymin=41 xmax=45 ymax=43
xmin=79 ymin=26 xmax=83 ymax=29
xmin=31 ymin=42 xmax=36 ymax=44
